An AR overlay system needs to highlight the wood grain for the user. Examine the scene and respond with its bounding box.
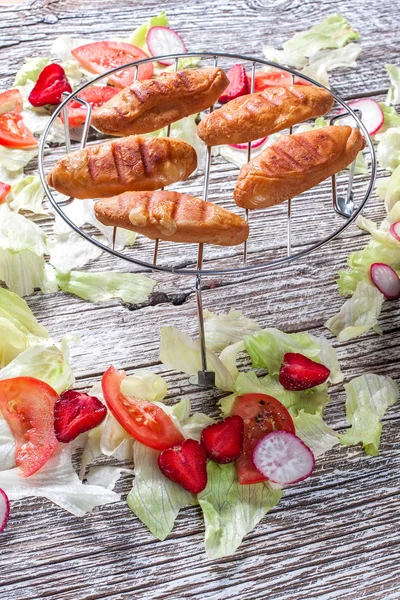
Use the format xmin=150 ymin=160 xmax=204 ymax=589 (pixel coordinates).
xmin=1 ymin=1 xmax=400 ymax=599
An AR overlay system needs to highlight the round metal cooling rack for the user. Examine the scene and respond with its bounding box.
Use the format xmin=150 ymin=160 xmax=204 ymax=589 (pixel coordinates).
xmin=39 ymin=51 xmax=376 ymax=387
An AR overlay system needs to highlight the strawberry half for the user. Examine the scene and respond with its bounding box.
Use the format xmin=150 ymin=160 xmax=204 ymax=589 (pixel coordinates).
xmin=158 ymin=439 xmax=207 ymax=494
xmin=279 ymin=353 xmax=330 ymax=391
xmin=54 ymin=390 xmax=107 ymax=443
xmin=28 ymin=64 xmax=72 ymax=107
xmin=219 ymin=64 xmax=250 ymax=103
xmin=201 ymin=416 xmax=244 ymax=464
xmin=0 ymin=182 xmax=11 ymax=204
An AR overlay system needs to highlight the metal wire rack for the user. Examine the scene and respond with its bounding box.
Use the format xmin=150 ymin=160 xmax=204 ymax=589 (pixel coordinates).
xmin=39 ymin=52 xmax=376 ymax=387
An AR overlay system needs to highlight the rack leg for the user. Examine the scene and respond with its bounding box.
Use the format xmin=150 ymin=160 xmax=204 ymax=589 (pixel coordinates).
xmin=195 ymin=273 xmax=215 ymax=388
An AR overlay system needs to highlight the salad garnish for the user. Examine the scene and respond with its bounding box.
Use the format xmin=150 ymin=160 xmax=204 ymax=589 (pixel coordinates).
xmin=158 ymin=439 xmax=208 ymax=494
xmin=200 ymin=416 xmax=244 ymax=464
xmin=0 ymin=489 xmax=9 ymax=533
xmin=54 ymin=390 xmax=107 ymax=443
xmin=279 ymin=352 xmax=331 ymax=391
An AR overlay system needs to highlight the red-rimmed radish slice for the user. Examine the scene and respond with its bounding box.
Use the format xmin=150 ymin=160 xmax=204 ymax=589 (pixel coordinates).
xmin=253 ymin=431 xmax=315 ymax=485
xmin=230 ymin=137 xmax=267 ymax=150
xmin=370 ymin=263 xmax=400 ymax=299
xmin=389 ymin=221 xmax=400 ymax=242
xmin=338 ymin=99 xmax=384 ymax=135
xmin=0 ymin=489 xmax=10 ymax=532
xmin=146 ymin=26 xmax=187 ymax=66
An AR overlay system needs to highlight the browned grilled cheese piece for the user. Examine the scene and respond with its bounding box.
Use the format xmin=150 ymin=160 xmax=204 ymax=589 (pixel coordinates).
xmin=47 ymin=136 xmax=197 ymax=199
xmin=91 ymin=68 xmax=229 ymax=136
xmin=234 ymin=126 xmax=365 ymax=209
xmin=94 ymin=191 xmax=249 ymax=246
xmin=197 ymin=85 xmax=334 ymax=146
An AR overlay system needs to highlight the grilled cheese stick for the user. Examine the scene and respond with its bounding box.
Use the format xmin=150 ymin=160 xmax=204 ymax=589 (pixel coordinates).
xmin=47 ymin=136 xmax=197 ymax=199
xmin=91 ymin=68 xmax=229 ymax=136
xmin=234 ymin=126 xmax=365 ymax=209
xmin=197 ymin=85 xmax=334 ymax=146
xmin=94 ymin=191 xmax=249 ymax=246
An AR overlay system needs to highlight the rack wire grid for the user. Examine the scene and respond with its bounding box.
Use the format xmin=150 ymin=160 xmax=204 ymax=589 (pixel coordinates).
xmin=39 ymin=51 xmax=377 ymax=387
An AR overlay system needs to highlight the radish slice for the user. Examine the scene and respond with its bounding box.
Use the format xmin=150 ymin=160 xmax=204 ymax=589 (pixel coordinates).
xmin=389 ymin=221 xmax=400 ymax=242
xmin=370 ymin=263 xmax=400 ymax=299
xmin=338 ymin=99 xmax=384 ymax=135
xmin=0 ymin=489 xmax=10 ymax=533
xmin=146 ymin=26 xmax=187 ymax=66
xmin=253 ymin=431 xmax=315 ymax=485
xmin=230 ymin=137 xmax=267 ymax=150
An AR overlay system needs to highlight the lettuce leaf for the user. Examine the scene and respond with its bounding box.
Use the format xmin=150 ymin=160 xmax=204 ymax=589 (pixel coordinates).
xmin=0 ymin=443 xmax=120 ymax=516
xmin=56 ymin=270 xmax=155 ymax=303
xmin=198 ymin=462 xmax=282 ymax=559
xmin=129 ymin=11 xmax=168 ymax=47
xmin=375 ymin=127 xmax=400 ymax=171
xmin=0 ymin=146 xmax=38 ymax=172
xmin=356 ymin=215 xmax=400 ymax=248
xmin=160 ymin=326 xmax=235 ymax=391
xmin=9 ymin=176 xmax=46 ymax=215
xmin=121 ymin=370 xmax=168 ymax=402
xmin=48 ymin=231 xmax=103 ymax=273
xmin=14 ymin=57 xmax=50 ymax=86
xmin=385 ymin=63 xmax=400 ymax=106
xmin=308 ymin=42 xmax=361 ymax=70
xmin=341 ymin=374 xmax=398 ymax=455
xmin=145 ymin=115 xmax=206 ymax=166
xmin=378 ymin=103 xmax=400 ymax=133
xmin=0 ymin=417 xmax=15 ymax=470
xmin=0 ymin=286 xmax=48 ymax=338
xmin=375 ymin=165 xmax=400 ymax=213
xmin=127 ymin=441 xmax=195 ymax=541
xmin=293 ymin=410 xmax=339 ymax=457
xmin=283 ymin=14 xmax=359 ymax=56
xmin=325 ymin=281 xmax=384 ymax=341
xmin=0 ymin=344 xmax=75 ymax=394
xmin=262 ymin=46 xmax=308 ymax=69
xmin=204 ymin=308 xmax=260 ymax=352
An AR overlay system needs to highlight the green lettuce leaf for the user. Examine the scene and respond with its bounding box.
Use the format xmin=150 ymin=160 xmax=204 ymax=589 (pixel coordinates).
xmin=127 ymin=441 xmax=195 ymax=541
xmin=48 ymin=231 xmax=103 ymax=274
xmin=375 ymin=165 xmax=400 ymax=213
xmin=14 ymin=57 xmax=50 ymax=86
xmin=0 ymin=146 xmax=38 ymax=172
xmin=219 ymin=340 xmax=245 ymax=381
xmin=375 ymin=127 xmax=400 ymax=171
xmin=0 ymin=344 xmax=75 ymax=394
xmin=160 ymin=326 xmax=235 ymax=391
xmin=9 ymin=175 xmax=46 ymax=215
xmin=145 ymin=115 xmax=206 ymax=166
xmin=121 ymin=369 xmax=168 ymax=402
xmin=293 ymin=410 xmax=339 ymax=457
xmin=378 ymin=103 xmax=400 ymax=133
xmin=299 ymin=64 xmax=330 ymax=87
xmin=56 ymin=270 xmax=155 ymax=303
xmin=0 ymin=286 xmax=48 ymax=338
xmin=262 ymin=46 xmax=308 ymax=69
xmin=356 ymin=215 xmax=400 ymax=248
xmin=325 ymin=281 xmax=384 ymax=341
xmin=198 ymin=462 xmax=282 ymax=559
xmin=204 ymin=308 xmax=260 ymax=352
xmin=0 ymin=417 xmax=15 ymax=470
xmin=308 ymin=42 xmax=361 ymax=70
xmin=341 ymin=374 xmax=398 ymax=455
xmin=0 ymin=211 xmax=57 ymax=296
xmin=129 ymin=11 xmax=168 ymax=47
xmin=385 ymin=63 xmax=400 ymax=106
xmin=283 ymin=14 xmax=359 ymax=56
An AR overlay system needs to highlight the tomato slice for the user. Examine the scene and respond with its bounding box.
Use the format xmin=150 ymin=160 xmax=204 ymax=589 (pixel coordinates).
xmin=0 ymin=112 xmax=37 ymax=148
xmin=0 ymin=89 xmax=23 ymax=115
xmin=71 ymin=42 xmax=154 ymax=88
xmin=0 ymin=181 xmax=11 ymax=203
xmin=102 ymin=366 xmax=184 ymax=450
xmin=248 ymin=70 xmax=311 ymax=92
xmin=60 ymin=85 xmax=120 ymax=127
xmin=0 ymin=377 xmax=59 ymax=477
xmin=231 ymin=393 xmax=295 ymax=485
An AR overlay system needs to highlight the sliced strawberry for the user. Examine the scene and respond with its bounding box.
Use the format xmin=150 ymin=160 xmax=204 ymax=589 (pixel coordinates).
xmin=200 ymin=416 xmax=244 ymax=464
xmin=54 ymin=390 xmax=107 ymax=443
xmin=158 ymin=439 xmax=207 ymax=494
xmin=279 ymin=353 xmax=330 ymax=391
xmin=28 ymin=64 xmax=72 ymax=107
xmin=0 ymin=182 xmax=11 ymax=203
xmin=219 ymin=64 xmax=250 ymax=103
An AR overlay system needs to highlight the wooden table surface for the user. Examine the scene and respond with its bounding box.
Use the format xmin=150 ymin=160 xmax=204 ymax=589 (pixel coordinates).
xmin=1 ymin=1 xmax=400 ymax=599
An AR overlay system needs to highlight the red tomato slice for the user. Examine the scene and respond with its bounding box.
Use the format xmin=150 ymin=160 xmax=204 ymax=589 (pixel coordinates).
xmin=0 ymin=181 xmax=11 ymax=203
xmin=231 ymin=393 xmax=295 ymax=485
xmin=71 ymin=42 xmax=154 ymax=88
xmin=60 ymin=85 xmax=120 ymax=127
xmin=102 ymin=366 xmax=184 ymax=450
xmin=0 ymin=89 xmax=23 ymax=115
xmin=0 ymin=112 xmax=37 ymax=148
xmin=248 ymin=70 xmax=311 ymax=92
xmin=0 ymin=377 xmax=59 ymax=477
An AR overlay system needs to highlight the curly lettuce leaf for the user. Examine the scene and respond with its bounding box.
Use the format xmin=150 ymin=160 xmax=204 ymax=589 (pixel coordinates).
xmin=14 ymin=57 xmax=50 ymax=86
xmin=56 ymin=270 xmax=155 ymax=304
xmin=378 ymin=103 xmax=400 ymax=133
xmin=0 ymin=146 xmax=38 ymax=172
xmin=341 ymin=374 xmax=398 ymax=455
xmin=308 ymin=42 xmax=361 ymax=70
xmin=0 ymin=287 xmax=48 ymax=338
xmin=0 ymin=417 xmax=15 ymax=470
xmin=293 ymin=410 xmax=339 ymax=457
xmin=356 ymin=215 xmax=400 ymax=248
xmin=129 ymin=11 xmax=168 ymax=47
xmin=385 ymin=63 xmax=400 ymax=106
xmin=283 ymin=14 xmax=359 ymax=56
xmin=127 ymin=441 xmax=195 ymax=541
xmin=375 ymin=165 xmax=400 ymax=213
xmin=262 ymin=46 xmax=308 ymax=69
xmin=49 ymin=231 xmax=103 ymax=274
xmin=160 ymin=326 xmax=235 ymax=391
xmin=198 ymin=462 xmax=282 ymax=559
xmin=9 ymin=175 xmax=46 ymax=215
xmin=376 ymin=127 xmax=400 ymax=171
xmin=325 ymin=281 xmax=384 ymax=341
xmin=204 ymin=308 xmax=260 ymax=353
